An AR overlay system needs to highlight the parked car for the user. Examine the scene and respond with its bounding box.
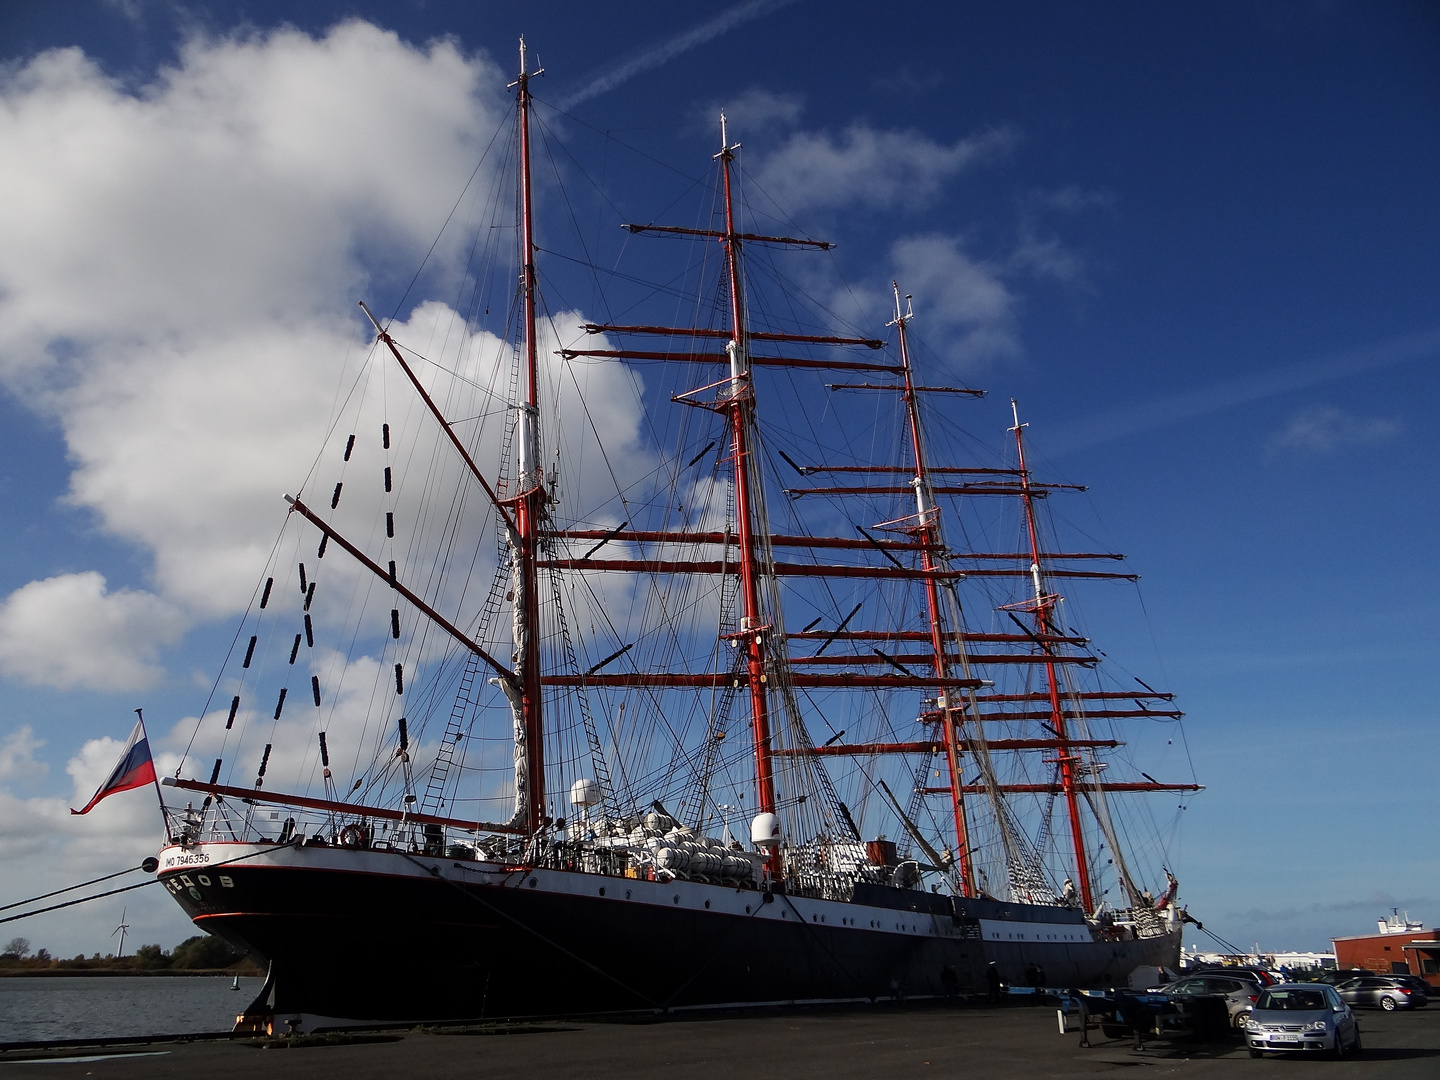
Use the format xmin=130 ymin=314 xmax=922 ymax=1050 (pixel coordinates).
xmin=1391 ymin=974 xmax=1434 ymax=998
xmin=1156 ymin=975 xmax=1261 ymax=1029
xmin=1316 ymin=968 xmax=1372 ymax=986
xmin=1189 ymin=965 xmax=1276 ymax=987
xmin=1335 ymin=975 xmax=1428 ymax=1011
xmin=1246 ymin=983 xmax=1360 ymax=1059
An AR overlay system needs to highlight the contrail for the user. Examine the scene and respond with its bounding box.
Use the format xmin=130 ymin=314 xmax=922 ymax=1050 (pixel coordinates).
xmin=555 ymin=0 xmax=801 ymax=110
xmin=1045 ymin=327 xmax=1440 ymax=456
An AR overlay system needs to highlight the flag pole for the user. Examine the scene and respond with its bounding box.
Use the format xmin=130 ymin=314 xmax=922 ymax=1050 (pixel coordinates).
xmin=136 ymin=708 xmax=172 ymax=842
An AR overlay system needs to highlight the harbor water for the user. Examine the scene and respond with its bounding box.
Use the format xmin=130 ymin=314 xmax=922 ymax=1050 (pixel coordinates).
xmin=0 ymin=976 xmax=264 ymax=1043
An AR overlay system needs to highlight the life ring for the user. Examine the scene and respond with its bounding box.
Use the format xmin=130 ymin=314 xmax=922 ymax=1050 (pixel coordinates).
xmin=338 ymin=824 xmax=367 ymax=849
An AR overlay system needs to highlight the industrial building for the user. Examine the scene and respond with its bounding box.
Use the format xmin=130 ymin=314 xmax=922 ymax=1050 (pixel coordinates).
xmin=1332 ymin=911 xmax=1440 ymax=988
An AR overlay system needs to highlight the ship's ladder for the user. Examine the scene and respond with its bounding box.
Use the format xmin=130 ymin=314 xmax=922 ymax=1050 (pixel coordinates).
xmin=547 ymin=557 xmax=620 ymax=823
xmin=420 ymin=650 xmax=482 ymax=818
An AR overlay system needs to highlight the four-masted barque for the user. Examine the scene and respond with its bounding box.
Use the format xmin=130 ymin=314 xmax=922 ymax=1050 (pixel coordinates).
xmin=156 ymin=43 xmax=1198 ymax=1030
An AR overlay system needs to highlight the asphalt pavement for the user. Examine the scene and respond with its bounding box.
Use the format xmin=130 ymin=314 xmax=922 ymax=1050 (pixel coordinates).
xmin=2 ymin=998 xmax=1439 ymax=1078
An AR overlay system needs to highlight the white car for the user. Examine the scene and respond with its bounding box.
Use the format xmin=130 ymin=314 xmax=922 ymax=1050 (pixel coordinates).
xmin=1246 ymin=983 xmax=1360 ymax=1059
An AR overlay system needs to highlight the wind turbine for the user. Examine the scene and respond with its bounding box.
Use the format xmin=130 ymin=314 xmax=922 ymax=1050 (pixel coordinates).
xmin=112 ymin=907 xmax=130 ymax=958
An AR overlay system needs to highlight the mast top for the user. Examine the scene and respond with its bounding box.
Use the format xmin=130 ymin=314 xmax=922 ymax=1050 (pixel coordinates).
xmin=715 ymin=111 xmax=741 ymax=161
xmin=1009 ymin=397 xmax=1028 ymax=433
xmin=510 ymin=37 xmax=544 ymax=88
xmin=887 ymin=281 xmax=914 ymax=328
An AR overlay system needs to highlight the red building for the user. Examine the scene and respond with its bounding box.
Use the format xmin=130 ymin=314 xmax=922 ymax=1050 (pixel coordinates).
xmin=1331 ymin=927 xmax=1440 ymax=988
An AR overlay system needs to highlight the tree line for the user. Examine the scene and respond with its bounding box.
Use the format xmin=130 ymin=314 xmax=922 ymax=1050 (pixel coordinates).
xmin=1 ymin=934 xmax=261 ymax=973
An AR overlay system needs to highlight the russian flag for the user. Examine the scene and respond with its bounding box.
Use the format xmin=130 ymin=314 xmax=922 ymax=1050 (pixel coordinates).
xmin=71 ymin=719 xmax=157 ymax=815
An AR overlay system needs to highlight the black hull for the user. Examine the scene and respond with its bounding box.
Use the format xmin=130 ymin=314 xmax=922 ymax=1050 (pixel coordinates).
xmin=158 ymin=843 xmax=1179 ymax=1023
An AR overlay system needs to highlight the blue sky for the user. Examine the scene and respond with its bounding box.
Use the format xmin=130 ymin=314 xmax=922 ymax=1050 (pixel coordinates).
xmin=0 ymin=1 xmax=1436 ymax=958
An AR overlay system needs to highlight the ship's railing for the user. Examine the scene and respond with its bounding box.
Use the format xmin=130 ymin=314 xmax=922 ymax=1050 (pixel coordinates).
xmin=170 ymin=799 xmax=510 ymax=855
xmin=169 ymin=802 xmax=968 ymax=910
xmin=1090 ymin=904 xmax=1177 ymax=941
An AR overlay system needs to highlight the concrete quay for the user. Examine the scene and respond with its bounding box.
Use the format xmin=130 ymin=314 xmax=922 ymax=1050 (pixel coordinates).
xmin=3 ymin=999 xmax=1439 ymax=1078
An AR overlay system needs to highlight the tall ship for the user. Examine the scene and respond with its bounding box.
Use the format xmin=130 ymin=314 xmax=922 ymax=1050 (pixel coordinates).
xmin=156 ymin=45 xmax=1198 ymax=1029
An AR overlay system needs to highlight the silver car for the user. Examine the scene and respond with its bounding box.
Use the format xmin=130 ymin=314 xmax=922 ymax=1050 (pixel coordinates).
xmin=1246 ymin=983 xmax=1360 ymax=1059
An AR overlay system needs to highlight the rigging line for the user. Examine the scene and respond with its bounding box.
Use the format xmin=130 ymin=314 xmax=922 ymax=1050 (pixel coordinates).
xmin=301 ymin=327 xmax=371 ymax=498
xmin=535 ymin=244 xmax=718 ymax=321
xmin=178 ymin=510 xmax=293 ymax=773
xmin=726 ymin=217 xmax=880 ymax=346
xmin=533 ymin=112 xmax=613 ymax=321
xmin=387 ymin=111 xmax=511 ymax=324
xmin=654 ymin=892 xmax=775 ymax=1008
xmin=532 ymin=92 xmax=712 ymax=200
xmin=778 ymin=889 xmax=872 ymax=993
xmin=397 ymin=851 xmax=658 ymax=1006
xmin=402 ymin=346 xmax=513 ymax=409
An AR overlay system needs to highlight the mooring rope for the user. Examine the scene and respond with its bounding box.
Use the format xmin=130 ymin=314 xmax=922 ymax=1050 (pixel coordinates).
xmin=0 ymin=842 xmax=301 ymax=926
xmin=0 ymin=864 xmax=150 ymax=913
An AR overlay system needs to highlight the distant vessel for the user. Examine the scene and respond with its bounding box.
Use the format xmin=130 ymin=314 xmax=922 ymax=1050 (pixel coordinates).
xmin=1378 ymin=910 xmax=1425 ymax=935
xmin=155 ymin=43 xmax=1197 ymax=1029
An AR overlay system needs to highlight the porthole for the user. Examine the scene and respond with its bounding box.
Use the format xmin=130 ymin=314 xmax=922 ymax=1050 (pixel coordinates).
xmin=625 ymin=890 xmax=632 ymax=900
xmin=673 ymin=895 xmax=680 ymax=904
xmin=599 ymin=887 xmax=606 ymax=897
xmin=745 ymin=905 xmax=751 ymax=914
xmin=529 ymin=878 xmax=538 ymax=888
xmin=704 ymin=900 xmax=711 ymax=909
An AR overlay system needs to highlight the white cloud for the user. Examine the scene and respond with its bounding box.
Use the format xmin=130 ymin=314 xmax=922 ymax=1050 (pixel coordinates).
xmin=0 ymin=737 xmax=190 ymax=958
xmin=753 ymin=124 xmax=1014 ymax=213
xmin=0 ymin=19 xmax=666 ymax=960
xmin=1268 ymin=405 xmax=1402 ymax=455
xmin=889 ymin=235 xmax=1019 ymax=367
xmin=0 ymin=572 xmax=187 ymax=691
xmin=1007 ymin=186 xmax=1112 ymax=285
xmin=0 ymin=22 xmax=511 ymax=680
xmin=694 ymin=87 xmax=804 ymax=136
xmin=0 ymin=725 xmax=46 ymax=782
xmin=1007 ymin=231 xmax=1085 ymax=284
xmin=1026 ymin=185 xmax=1113 ymax=214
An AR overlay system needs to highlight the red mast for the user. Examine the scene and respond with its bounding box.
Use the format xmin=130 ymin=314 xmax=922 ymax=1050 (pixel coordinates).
xmin=1010 ymin=400 xmax=1093 ymax=911
xmin=716 ymin=118 xmax=778 ymax=843
xmin=891 ymin=285 xmax=976 ymax=897
xmin=513 ymin=40 xmax=546 ymax=833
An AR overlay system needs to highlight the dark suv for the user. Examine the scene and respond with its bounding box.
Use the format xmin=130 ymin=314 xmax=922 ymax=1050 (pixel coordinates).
xmin=1336 ymin=975 xmax=1428 ymax=1011
xmin=1316 ymin=969 xmax=1372 ymax=986
xmin=1189 ymin=965 xmax=1275 ymax=988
